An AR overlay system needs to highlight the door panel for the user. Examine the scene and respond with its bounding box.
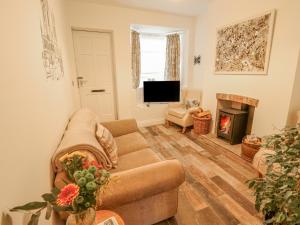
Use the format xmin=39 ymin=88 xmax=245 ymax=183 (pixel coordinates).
xmin=73 ymin=30 xmax=116 ymax=121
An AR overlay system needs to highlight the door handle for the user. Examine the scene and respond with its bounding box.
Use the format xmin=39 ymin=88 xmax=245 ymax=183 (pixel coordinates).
xmin=77 ymin=77 xmax=87 ymax=88
xmin=91 ymin=89 xmax=105 ymax=93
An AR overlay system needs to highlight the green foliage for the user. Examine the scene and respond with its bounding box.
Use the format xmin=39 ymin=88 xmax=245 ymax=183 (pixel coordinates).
xmin=71 ymin=168 xmax=110 ymax=213
xmin=10 ymin=202 xmax=47 ymax=212
xmin=247 ymin=123 xmax=300 ymax=225
xmin=62 ymin=154 xmax=85 ymax=180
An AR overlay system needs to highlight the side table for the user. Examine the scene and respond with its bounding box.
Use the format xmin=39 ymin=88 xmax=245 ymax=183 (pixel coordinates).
xmin=95 ymin=210 xmax=125 ymax=225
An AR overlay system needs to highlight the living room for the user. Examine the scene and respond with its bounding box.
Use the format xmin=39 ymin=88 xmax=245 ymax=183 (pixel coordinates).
xmin=1 ymin=0 xmax=300 ymax=225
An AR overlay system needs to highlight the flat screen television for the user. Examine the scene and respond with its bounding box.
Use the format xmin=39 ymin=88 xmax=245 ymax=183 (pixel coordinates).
xmin=143 ymin=81 xmax=180 ymax=102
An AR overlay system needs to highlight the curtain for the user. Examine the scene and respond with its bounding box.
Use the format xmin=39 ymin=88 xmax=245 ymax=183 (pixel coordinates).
xmin=165 ymin=33 xmax=180 ymax=81
xmin=131 ymin=30 xmax=141 ymax=89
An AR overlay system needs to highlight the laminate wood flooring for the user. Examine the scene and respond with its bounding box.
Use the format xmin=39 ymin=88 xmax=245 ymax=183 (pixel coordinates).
xmin=141 ymin=125 xmax=262 ymax=225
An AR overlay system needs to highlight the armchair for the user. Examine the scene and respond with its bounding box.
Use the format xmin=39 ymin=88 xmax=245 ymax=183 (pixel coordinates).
xmin=165 ymin=89 xmax=201 ymax=133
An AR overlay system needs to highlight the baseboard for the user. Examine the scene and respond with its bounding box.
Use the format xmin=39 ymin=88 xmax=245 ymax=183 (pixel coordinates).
xmin=137 ymin=118 xmax=165 ymax=127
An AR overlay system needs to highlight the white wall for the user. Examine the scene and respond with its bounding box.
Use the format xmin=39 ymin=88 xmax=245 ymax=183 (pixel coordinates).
xmin=0 ymin=0 xmax=77 ymax=223
xmin=66 ymin=0 xmax=196 ymax=126
xmin=287 ymin=50 xmax=300 ymax=126
xmin=192 ymin=0 xmax=300 ymax=136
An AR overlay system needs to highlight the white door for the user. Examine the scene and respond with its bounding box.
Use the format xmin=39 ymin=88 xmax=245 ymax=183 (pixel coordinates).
xmin=72 ymin=30 xmax=117 ymax=121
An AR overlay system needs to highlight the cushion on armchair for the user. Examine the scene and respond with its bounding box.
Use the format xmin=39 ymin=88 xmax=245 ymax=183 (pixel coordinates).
xmin=168 ymin=107 xmax=187 ymax=118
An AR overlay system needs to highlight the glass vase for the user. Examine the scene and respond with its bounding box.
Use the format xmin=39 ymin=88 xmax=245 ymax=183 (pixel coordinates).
xmin=66 ymin=208 xmax=96 ymax=225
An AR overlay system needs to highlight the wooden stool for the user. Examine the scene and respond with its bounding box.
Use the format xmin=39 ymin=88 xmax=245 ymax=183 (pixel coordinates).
xmin=95 ymin=210 xmax=125 ymax=225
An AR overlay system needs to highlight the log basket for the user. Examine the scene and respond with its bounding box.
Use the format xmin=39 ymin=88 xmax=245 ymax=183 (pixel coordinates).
xmin=241 ymin=137 xmax=261 ymax=162
xmin=192 ymin=115 xmax=211 ymax=135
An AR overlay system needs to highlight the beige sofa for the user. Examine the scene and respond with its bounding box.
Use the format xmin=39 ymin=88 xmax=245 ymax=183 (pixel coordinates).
xmin=54 ymin=114 xmax=185 ymax=225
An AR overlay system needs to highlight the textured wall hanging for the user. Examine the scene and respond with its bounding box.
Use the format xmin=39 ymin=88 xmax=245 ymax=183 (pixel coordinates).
xmin=215 ymin=10 xmax=275 ymax=75
xmin=40 ymin=0 xmax=64 ymax=80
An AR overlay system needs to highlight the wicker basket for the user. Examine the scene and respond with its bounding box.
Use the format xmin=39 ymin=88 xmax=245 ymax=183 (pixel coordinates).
xmin=241 ymin=137 xmax=261 ymax=162
xmin=192 ymin=115 xmax=211 ymax=135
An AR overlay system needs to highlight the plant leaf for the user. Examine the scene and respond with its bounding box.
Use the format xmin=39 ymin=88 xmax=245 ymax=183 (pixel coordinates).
xmin=45 ymin=202 xmax=52 ymax=220
xmin=10 ymin=202 xmax=47 ymax=212
xmin=28 ymin=211 xmax=41 ymax=225
xmin=41 ymin=193 xmax=56 ymax=202
xmin=265 ymin=217 xmax=274 ymax=224
xmin=248 ymin=180 xmax=255 ymax=189
xmin=51 ymin=187 xmax=60 ymax=197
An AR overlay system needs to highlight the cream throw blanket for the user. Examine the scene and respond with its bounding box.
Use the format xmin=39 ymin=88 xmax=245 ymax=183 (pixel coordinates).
xmin=51 ymin=130 xmax=113 ymax=172
xmin=51 ymin=108 xmax=113 ymax=172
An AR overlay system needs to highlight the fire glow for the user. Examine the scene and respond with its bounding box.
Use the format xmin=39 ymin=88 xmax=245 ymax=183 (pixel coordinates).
xmin=219 ymin=115 xmax=231 ymax=134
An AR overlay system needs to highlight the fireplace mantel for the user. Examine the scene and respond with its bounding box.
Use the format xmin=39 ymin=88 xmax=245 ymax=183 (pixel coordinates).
xmin=216 ymin=93 xmax=259 ymax=107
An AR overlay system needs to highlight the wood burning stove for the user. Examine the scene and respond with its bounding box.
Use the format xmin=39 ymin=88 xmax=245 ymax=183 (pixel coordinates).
xmin=217 ymin=108 xmax=248 ymax=145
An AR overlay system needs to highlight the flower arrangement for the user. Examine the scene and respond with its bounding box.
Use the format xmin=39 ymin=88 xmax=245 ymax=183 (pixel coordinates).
xmin=247 ymin=124 xmax=300 ymax=224
xmin=10 ymin=153 xmax=110 ymax=225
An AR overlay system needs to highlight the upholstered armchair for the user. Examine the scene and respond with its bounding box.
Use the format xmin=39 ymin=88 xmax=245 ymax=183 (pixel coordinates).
xmin=165 ymin=89 xmax=201 ymax=133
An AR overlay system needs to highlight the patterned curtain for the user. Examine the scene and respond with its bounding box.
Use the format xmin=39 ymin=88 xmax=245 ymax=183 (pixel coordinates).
xmin=131 ymin=31 xmax=141 ymax=89
xmin=165 ymin=34 xmax=180 ymax=81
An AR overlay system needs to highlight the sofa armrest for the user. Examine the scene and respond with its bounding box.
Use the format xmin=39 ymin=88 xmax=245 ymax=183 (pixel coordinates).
xmin=101 ymin=119 xmax=138 ymax=137
xmin=99 ymin=159 xmax=185 ymax=209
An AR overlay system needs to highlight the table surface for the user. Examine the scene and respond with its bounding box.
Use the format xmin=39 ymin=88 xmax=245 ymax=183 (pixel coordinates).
xmin=95 ymin=210 xmax=125 ymax=225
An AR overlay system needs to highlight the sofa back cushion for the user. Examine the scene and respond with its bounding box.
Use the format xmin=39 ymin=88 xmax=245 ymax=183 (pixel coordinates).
xmin=96 ymin=123 xmax=118 ymax=167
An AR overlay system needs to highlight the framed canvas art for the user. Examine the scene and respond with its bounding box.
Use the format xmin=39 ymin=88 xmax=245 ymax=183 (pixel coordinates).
xmin=214 ymin=10 xmax=276 ymax=75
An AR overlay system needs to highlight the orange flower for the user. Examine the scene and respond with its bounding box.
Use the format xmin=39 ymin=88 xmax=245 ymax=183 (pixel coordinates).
xmin=57 ymin=184 xmax=80 ymax=206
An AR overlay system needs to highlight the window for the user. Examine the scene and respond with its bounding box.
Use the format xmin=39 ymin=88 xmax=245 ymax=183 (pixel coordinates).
xmin=139 ymin=35 xmax=166 ymax=87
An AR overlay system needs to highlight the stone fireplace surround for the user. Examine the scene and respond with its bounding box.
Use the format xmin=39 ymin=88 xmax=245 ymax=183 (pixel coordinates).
xmin=215 ymin=93 xmax=259 ymax=136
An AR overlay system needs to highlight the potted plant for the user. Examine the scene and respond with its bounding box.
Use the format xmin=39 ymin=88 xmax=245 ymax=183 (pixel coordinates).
xmin=10 ymin=154 xmax=111 ymax=225
xmin=247 ymin=124 xmax=300 ymax=224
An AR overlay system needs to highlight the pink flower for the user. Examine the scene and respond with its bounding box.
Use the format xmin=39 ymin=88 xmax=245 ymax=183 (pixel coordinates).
xmin=57 ymin=184 xmax=80 ymax=206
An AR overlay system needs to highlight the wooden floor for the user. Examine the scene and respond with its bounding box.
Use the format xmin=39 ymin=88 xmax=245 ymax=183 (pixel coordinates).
xmin=139 ymin=125 xmax=262 ymax=225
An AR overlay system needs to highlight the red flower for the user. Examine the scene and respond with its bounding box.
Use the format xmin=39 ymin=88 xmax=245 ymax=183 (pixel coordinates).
xmin=82 ymin=159 xmax=90 ymax=169
xmin=82 ymin=159 xmax=103 ymax=170
xmin=57 ymin=184 xmax=80 ymax=206
xmin=91 ymin=160 xmax=103 ymax=169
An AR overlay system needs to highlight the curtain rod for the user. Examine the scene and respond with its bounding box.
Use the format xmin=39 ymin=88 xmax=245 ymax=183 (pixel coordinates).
xmin=137 ymin=31 xmax=184 ymax=36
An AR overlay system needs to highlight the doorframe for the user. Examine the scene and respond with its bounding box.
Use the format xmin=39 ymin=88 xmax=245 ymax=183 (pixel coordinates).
xmin=71 ymin=27 xmax=119 ymax=120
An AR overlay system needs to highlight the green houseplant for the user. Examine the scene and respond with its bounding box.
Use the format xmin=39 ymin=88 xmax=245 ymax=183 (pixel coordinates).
xmin=248 ymin=124 xmax=300 ymax=225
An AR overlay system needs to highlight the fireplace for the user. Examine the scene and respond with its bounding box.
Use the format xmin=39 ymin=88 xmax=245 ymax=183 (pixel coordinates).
xmin=215 ymin=93 xmax=259 ymax=145
xmin=217 ymin=108 xmax=248 ymax=144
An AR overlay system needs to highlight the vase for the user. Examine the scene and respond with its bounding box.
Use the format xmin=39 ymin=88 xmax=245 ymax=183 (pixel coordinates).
xmin=66 ymin=208 xmax=96 ymax=225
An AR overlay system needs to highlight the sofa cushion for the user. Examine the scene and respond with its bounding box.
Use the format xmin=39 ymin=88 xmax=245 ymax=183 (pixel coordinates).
xmin=115 ymin=132 xmax=149 ymax=156
xmin=96 ymin=123 xmax=118 ymax=167
xmin=110 ymin=148 xmax=161 ymax=173
xmin=168 ymin=107 xmax=187 ymax=119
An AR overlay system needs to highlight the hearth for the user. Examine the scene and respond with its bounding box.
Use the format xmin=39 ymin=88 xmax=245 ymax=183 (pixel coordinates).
xmin=217 ymin=108 xmax=248 ymax=145
xmin=215 ymin=93 xmax=259 ymax=145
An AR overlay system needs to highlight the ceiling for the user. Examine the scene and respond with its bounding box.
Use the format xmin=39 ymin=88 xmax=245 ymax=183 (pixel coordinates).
xmin=87 ymin=0 xmax=210 ymax=16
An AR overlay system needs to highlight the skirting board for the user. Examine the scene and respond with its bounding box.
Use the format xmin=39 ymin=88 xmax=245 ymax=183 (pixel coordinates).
xmin=137 ymin=118 xmax=165 ymax=127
